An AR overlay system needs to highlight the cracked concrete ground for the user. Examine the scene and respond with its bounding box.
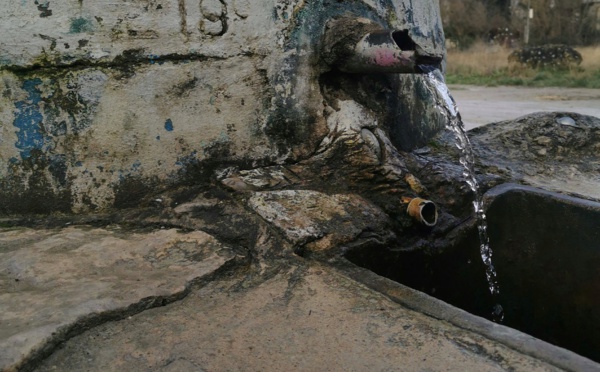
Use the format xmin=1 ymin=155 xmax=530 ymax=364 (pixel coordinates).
xmin=2 ymin=225 xmax=597 ymax=371
xmin=35 ymin=260 xmax=557 ymax=372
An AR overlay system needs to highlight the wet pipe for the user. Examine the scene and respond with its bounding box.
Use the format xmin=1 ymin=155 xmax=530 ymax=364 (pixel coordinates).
xmin=322 ymin=17 xmax=442 ymax=74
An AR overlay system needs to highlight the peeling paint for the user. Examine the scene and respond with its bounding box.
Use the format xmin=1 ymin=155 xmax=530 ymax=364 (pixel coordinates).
xmin=13 ymin=79 xmax=51 ymax=160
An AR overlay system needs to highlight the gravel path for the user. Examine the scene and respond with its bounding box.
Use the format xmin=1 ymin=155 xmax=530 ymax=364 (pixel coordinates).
xmin=450 ymin=85 xmax=600 ymax=130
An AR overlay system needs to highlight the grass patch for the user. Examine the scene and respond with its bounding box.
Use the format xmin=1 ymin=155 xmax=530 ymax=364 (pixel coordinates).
xmin=446 ymin=43 xmax=600 ymax=88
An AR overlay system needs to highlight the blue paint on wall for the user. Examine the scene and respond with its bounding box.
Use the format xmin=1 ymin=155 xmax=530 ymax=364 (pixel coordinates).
xmin=164 ymin=119 xmax=174 ymax=132
xmin=13 ymin=79 xmax=52 ymax=160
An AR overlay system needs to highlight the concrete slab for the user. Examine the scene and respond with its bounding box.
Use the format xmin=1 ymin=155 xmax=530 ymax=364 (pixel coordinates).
xmin=0 ymin=226 xmax=236 ymax=371
xmin=35 ymin=262 xmax=561 ymax=372
xmin=2 ymin=224 xmax=597 ymax=371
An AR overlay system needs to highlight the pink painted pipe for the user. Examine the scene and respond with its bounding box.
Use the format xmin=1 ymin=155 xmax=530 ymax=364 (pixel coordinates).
xmin=338 ymin=30 xmax=419 ymax=74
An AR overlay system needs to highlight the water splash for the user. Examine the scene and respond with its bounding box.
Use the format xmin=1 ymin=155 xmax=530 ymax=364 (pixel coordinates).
xmin=420 ymin=67 xmax=503 ymax=322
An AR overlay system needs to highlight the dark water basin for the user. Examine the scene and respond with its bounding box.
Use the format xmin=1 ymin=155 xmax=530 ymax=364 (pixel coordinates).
xmin=345 ymin=184 xmax=600 ymax=362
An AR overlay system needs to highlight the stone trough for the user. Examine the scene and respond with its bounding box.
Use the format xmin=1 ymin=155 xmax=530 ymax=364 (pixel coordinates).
xmin=345 ymin=183 xmax=600 ymax=364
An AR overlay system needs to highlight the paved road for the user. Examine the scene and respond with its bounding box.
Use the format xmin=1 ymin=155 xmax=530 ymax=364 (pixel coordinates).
xmin=449 ymin=85 xmax=600 ymax=130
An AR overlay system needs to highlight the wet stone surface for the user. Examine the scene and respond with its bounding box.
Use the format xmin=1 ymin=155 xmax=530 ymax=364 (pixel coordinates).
xmin=469 ymin=112 xmax=600 ymax=201
xmin=408 ymin=112 xmax=600 ymax=220
xmin=247 ymin=190 xmax=392 ymax=252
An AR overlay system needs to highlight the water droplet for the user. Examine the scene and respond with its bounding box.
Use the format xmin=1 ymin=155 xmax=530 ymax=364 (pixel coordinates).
xmin=492 ymin=304 xmax=505 ymax=323
xmin=556 ymin=116 xmax=576 ymax=127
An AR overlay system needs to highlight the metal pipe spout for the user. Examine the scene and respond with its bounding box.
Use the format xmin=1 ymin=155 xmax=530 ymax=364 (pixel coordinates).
xmin=323 ymin=17 xmax=442 ymax=74
xmin=405 ymin=197 xmax=438 ymax=227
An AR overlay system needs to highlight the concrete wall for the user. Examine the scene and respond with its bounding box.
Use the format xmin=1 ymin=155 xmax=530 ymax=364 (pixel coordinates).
xmin=0 ymin=0 xmax=445 ymax=214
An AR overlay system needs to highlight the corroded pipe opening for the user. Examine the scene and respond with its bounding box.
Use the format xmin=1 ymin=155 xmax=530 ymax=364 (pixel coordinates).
xmin=392 ymin=30 xmax=417 ymax=51
xmin=322 ymin=17 xmax=442 ymax=74
xmin=406 ymin=198 xmax=438 ymax=227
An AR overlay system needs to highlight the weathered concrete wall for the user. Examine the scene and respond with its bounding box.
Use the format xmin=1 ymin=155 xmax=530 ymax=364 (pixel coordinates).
xmin=0 ymin=0 xmax=445 ymax=214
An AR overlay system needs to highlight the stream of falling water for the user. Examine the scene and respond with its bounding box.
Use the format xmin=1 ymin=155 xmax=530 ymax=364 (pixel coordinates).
xmin=420 ymin=67 xmax=504 ymax=322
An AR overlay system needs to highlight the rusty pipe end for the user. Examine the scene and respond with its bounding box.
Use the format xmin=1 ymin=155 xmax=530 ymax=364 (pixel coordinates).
xmin=406 ymin=197 xmax=438 ymax=227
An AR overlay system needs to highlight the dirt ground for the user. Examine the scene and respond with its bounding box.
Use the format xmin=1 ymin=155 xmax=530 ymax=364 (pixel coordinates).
xmin=450 ymin=85 xmax=600 ymax=130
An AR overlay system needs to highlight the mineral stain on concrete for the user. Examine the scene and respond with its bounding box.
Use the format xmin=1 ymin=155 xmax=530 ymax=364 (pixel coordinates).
xmin=35 ymin=0 xmax=52 ymax=17
xmin=69 ymin=17 xmax=94 ymax=33
xmin=48 ymin=154 xmax=68 ymax=187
